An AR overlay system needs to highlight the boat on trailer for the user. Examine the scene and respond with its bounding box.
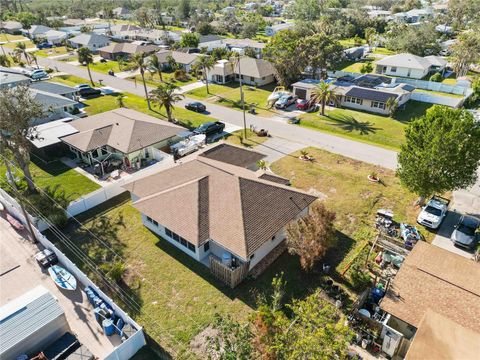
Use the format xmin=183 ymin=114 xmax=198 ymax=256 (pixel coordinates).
xmin=48 ymin=265 xmax=77 ymax=291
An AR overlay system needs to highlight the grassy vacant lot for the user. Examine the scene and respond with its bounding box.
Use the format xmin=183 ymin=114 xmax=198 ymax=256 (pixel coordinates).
xmin=225 ymin=129 xmax=269 ymax=148
xmin=270 ymin=147 xmax=433 ymax=278
xmin=0 ymin=158 xmax=100 ymax=201
xmin=371 ymin=47 xmax=396 ymax=56
xmin=3 ymin=39 xmax=36 ymax=49
xmin=50 ymin=74 xmax=98 ymax=87
xmin=132 ymin=71 xmax=198 ymax=88
xmin=414 ymin=88 xmax=464 ymax=98
xmin=89 ymin=60 xmax=124 ymax=74
xmin=0 ymin=33 xmax=28 ymax=42
xmin=34 ymin=46 xmax=71 ymax=58
xmin=298 ymin=101 xmax=433 ymax=150
xmin=51 ymin=146 xmax=429 ymax=357
xmin=186 ymin=83 xmax=278 ymax=117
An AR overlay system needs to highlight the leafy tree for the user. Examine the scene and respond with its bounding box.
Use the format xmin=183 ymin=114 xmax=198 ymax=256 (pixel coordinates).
xmin=28 ymin=184 xmax=69 ymax=227
xmin=360 ymin=62 xmax=373 ymax=74
xmin=264 ymin=29 xmax=303 ymax=86
xmin=447 ymin=0 xmax=480 ymax=30
xmin=149 ymin=83 xmax=184 ymax=122
xmin=207 ymin=314 xmax=258 ymax=360
xmin=364 ymin=27 xmax=377 ymax=46
xmin=166 ymin=54 xmax=179 ymax=71
xmin=311 ymin=82 xmax=339 ymax=116
xmin=0 ymin=85 xmax=45 ymax=193
xmin=195 ymin=54 xmax=215 ymax=94
xmin=240 ymin=22 xmax=258 ymax=39
xmin=386 ymin=23 xmax=440 ymax=56
xmin=147 ymin=54 xmax=164 ymax=82
xmin=243 ymin=47 xmax=257 ymax=59
xmin=286 ymin=202 xmax=337 ymax=271
xmin=291 ymin=0 xmax=323 ymax=21
xmin=77 ymin=47 xmax=94 ymax=86
xmin=451 ymin=31 xmax=480 ymax=77
xmin=429 ymin=72 xmax=442 ymax=82
xmin=197 ymin=22 xmax=213 ymax=35
xmin=297 ymin=33 xmax=344 ymax=79
xmin=79 ymin=25 xmax=92 ymax=33
xmin=179 ymin=32 xmax=199 ymax=48
xmin=0 ymin=54 xmax=11 ymax=67
xmin=131 ymin=52 xmax=151 ymax=110
xmin=177 ymin=0 xmax=191 ymax=20
xmin=397 ymin=106 xmax=480 ymax=201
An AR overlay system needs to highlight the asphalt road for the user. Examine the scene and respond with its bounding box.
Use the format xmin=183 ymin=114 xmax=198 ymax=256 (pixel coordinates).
xmin=36 ymin=56 xmax=399 ymax=170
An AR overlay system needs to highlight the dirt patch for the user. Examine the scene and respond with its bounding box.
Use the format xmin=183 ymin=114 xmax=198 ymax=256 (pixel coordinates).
xmin=190 ymin=325 xmax=218 ymax=359
xmin=308 ymin=188 xmax=328 ymax=201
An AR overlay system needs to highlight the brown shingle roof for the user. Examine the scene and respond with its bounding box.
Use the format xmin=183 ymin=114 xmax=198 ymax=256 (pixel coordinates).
xmin=405 ymin=310 xmax=480 ymax=360
xmin=235 ymin=57 xmax=274 ymax=78
xmin=123 ymin=153 xmax=317 ymax=259
xmin=60 ymin=108 xmax=183 ymax=153
xmin=156 ymin=50 xmax=199 ymax=65
xmin=199 ymin=143 xmax=265 ymax=168
xmin=380 ymin=242 xmax=480 ymax=333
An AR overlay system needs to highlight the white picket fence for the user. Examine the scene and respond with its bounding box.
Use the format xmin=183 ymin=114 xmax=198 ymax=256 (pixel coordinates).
xmin=0 ymin=188 xmax=147 ymax=360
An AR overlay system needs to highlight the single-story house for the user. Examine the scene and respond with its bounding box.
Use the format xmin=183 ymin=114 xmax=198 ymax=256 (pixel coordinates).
xmin=112 ymin=7 xmax=133 ymax=19
xmin=122 ymin=144 xmax=317 ymax=287
xmin=42 ymin=29 xmax=68 ymax=45
xmin=375 ymin=53 xmax=446 ymax=79
xmin=265 ymin=22 xmax=294 ymax=36
xmin=108 ymin=24 xmax=141 ymax=40
xmin=30 ymin=81 xmax=78 ymax=100
xmin=60 ymin=108 xmax=184 ymax=173
xmin=120 ymin=29 xmax=181 ymax=45
xmin=207 ymin=57 xmax=275 ymax=86
xmin=291 ymin=79 xmax=322 ymax=100
xmin=98 ymin=43 xmax=158 ymax=61
xmin=344 ymin=46 xmax=365 ymax=61
xmin=31 ymin=89 xmax=79 ymax=124
xmin=379 ymin=241 xmax=480 ymax=358
xmin=0 ymin=20 xmax=22 ymax=34
xmin=200 ymin=38 xmax=266 ymax=58
xmin=155 ymin=50 xmax=200 ymax=72
xmin=68 ymin=33 xmax=110 ymax=52
xmin=367 ymin=10 xmax=392 ymax=19
xmin=24 ymin=25 xmax=52 ymax=39
xmin=0 ymin=72 xmax=31 ymax=89
xmin=424 ymin=55 xmax=448 ymax=73
xmin=393 ymin=8 xmax=433 ymax=23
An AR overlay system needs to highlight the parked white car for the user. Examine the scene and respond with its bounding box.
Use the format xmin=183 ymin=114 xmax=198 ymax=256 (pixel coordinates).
xmin=30 ymin=69 xmax=49 ymax=80
xmin=417 ymin=196 xmax=449 ymax=229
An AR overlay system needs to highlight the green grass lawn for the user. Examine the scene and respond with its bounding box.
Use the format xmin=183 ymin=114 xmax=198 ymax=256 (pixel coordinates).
xmin=0 ymin=158 xmax=100 ymax=201
xmin=88 ymin=60 xmax=125 ymax=74
xmin=371 ymin=47 xmax=395 ymax=55
xmin=0 ymin=33 xmax=29 ymax=42
xmin=186 ymin=83 xmax=278 ymax=117
xmin=34 ymin=46 xmax=71 ymax=58
xmin=414 ymin=88 xmax=464 ymax=98
xmin=132 ymin=71 xmax=198 ymax=88
xmin=339 ymin=38 xmax=365 ymax=48
xmin=50 ymin=74 xmax=99 ymax=87
xmin=298 ymin=101 xmax=433 ymax=150
xmin=3 ymin=39 xmax=36 ymax=49
xmin=224 ymin=129 xmax=269 ymax=148
xmin=441 ymin=77 xmax=457 ymax=85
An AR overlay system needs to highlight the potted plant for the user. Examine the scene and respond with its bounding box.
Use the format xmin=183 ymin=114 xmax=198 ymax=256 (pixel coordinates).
xmin=299 ymin=150 xmax=313 ymax=161
xmin=368 ymin=171 xmax=380 ymax=182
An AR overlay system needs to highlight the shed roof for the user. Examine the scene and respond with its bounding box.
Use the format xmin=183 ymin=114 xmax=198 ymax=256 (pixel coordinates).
xmin=405 ymin=310 xmax=480 ymax=360
xmin=380 ymin=241 xmax=480 ymax=333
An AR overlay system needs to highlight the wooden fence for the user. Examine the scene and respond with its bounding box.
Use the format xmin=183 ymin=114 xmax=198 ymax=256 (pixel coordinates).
xmin=209 ymin=256 xmax=249 ymax=288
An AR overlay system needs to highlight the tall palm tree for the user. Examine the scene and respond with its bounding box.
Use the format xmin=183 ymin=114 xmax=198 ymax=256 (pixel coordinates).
xmin=195 ymin=55 xmax=215 ymax=94
xmin=15 ymin=42 xmax=30 ymax=64
xmin=30 ymin=53 xmax=39 ymax=69
xmin=311 ymin=82 xmax=339 ymax=116
xmin=386 ymin=97 xmax=398 ymax=118
xmin=147 ymin=54 xmax=164 ymax=83
xmin=131 ymin=52 xmax=151 ymax=109
xmin=77 ymin=47 xmax=95 ymax=86
xmin=149 ymin=83 xmax=184 ymax=122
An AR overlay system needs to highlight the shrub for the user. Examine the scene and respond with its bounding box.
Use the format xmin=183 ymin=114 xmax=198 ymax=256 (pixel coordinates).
xmin=173 ymin=69 xmax=189 ymax=81
xmin=429 ymin=72 xmax=443 ymax=82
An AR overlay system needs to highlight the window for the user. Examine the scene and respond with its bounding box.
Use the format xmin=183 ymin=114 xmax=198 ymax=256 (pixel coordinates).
xmin=146 ymin=216 xmax=158 ymax=226
xmin=391 ymin=67 xmax=397 ymax=73
xmin=378 ymin=102 xmax=385 ymax=109
xmin=204 ymin=241 xmax=210 ymax=252
xmin=249 ymin=254 xmax=255 ymax=260
xmin=262 ymin=76 xmax=265 ymax=80
xmin=180 ymin=237 xmax=187 ymax=247
xmin=152 ymin=219 xmax=158 ymax=226
xmin=165 ymin=227 xmax=172 ymax=238
xmin=172 ymin=232 xmax=180 ymax=242
xmin=146 ymin=216 xmax=153 ymax=223
xmin=187 ymin=243 xmax=196 ymax=252
xmin=250 ymin=76 xmax=254 ymax=82
xmin=371 ymin=101 xmax=385 ymax=109
xmin=356 ymin=98 xmax=362 ymax=104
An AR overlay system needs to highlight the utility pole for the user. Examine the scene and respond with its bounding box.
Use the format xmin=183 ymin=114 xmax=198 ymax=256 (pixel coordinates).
xmin=1 ymin=153 xmax=37 ymax=243
xmin=235 ymin=55 xmax=247 ymax=140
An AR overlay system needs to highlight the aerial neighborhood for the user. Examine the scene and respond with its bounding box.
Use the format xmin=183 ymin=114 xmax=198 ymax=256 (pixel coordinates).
xmin=0 ymin=0 xmax=479 ymax=359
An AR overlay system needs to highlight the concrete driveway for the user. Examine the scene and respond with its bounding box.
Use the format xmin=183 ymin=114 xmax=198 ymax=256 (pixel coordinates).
xmin=432 ymin=169 xmax=480 ymax=258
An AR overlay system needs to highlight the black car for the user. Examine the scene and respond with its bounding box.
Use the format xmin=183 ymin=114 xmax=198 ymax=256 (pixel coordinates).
xmin=185 ymin=102 xmax=206 ymax=112
xmin=193 ymin=121 xmax=225 ymax=136
xmin=451 ymin=215 xmax=479 ymax=250
xmin=75 ymin=84 xmax=102 ymax=97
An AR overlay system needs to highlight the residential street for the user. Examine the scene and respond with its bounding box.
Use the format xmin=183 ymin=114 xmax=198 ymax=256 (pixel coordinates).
xmin=35 ymin=56 xmax=399 ymax=170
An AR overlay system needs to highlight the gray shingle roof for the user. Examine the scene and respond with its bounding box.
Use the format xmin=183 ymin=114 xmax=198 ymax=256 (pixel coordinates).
xmin=199 ymin=143 xmax=265 ymax=168
xmin=33 ymin=89 xmax=78 ymax=109
xmin=30 ymin=81 xmax=77 ymax=95
xmin=69 ymin=33 xmax=109 ymax=46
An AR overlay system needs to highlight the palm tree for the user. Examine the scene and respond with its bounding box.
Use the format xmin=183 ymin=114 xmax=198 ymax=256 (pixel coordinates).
xmin=131 ymin=52 xmax=151 ymax=110
xmin=77 ymin=47 xmax=95 ymax=86
xmin=256 ymin=160 xmax=269 ymax=170
xmin=116 ymin=94 xmax=126 ymax=108
xmin=386 ymin=97 xmax=398 ymax=118
xmin=311 ymin=82 xmax=339 ymax=116
xmin=195 ymin=55 xmax=215 ymax=94
xmin=15 ymin=42 xmax=30 ymax=65
xmin=30 ymin=53 xmax=39 ymax=69
xmin=0 ymin=54 xmax=10 ymax=67
xmin=147 ymin=54 xmax=164 ymax=83
xmin=149 ymin=83 xmax=184 ymax=122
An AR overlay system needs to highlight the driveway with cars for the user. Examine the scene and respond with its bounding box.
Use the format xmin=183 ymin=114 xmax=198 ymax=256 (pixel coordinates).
xmin=432 ymin=168 xmax=480 ymax=258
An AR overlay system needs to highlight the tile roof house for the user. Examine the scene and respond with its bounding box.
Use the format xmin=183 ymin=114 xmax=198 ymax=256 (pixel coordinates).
xmin=60 ymin=108 xmax=183 ymax=173
xmin=375 ymin=53 xmax=447 ymax=79
xmin=68 ymin=33 xmax=110 ymax=52
xmin=379 ymin=242 xmax=480 ymax=357
xmin=98 ymin=43 xmax=158 ymax=60
xmin=123 ymin=144 xmax=317 ymax=287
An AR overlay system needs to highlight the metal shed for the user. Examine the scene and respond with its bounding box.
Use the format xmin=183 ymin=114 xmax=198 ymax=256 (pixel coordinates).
xmin=0 ymin=285 xmax=69 ymax=359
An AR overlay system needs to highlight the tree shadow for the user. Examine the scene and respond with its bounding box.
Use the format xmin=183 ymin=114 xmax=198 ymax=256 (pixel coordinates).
xmin=31 ymin=156 xmax=71 ymax=176
xmin=326 ymin=114 xmax=381 ymax=135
